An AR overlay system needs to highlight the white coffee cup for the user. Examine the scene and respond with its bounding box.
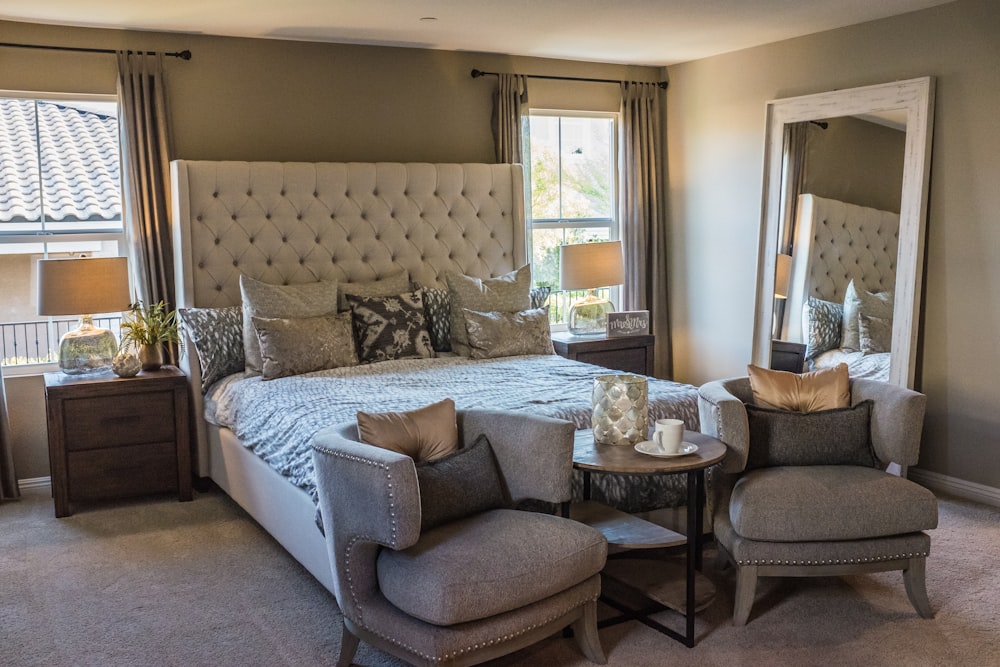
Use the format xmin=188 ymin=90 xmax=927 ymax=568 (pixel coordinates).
xmin=652 ymin=419 xmax=684 ymax=454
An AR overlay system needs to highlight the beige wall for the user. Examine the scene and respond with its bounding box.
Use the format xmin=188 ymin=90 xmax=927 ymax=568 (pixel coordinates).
xmin=666 ymin=0 xmax=1000 ymax=488
xmin=0 ymin=19 xmax=660 ymax=480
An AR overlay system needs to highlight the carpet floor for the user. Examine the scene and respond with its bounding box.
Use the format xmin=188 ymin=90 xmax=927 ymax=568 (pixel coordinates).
xmin=2 ymin=486 xmax=998 ymax=666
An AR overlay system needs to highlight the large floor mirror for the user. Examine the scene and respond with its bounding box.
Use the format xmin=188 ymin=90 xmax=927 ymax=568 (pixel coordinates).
xmin=751 ymin=77 xmax=935 ymax=388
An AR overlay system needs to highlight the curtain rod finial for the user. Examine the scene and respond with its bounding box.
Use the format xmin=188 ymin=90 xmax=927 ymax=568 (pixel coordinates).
xmin=178 ymin=50 xmax=192 ymax=61
xmin=471 ymin=68 xmax=486 ymax=79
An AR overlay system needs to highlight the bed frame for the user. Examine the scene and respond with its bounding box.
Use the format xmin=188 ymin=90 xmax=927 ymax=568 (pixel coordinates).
xmin=171 ymin=161 xmax=526 ymax=592
xmin=782 ymin=193 xmax=899 ymax=343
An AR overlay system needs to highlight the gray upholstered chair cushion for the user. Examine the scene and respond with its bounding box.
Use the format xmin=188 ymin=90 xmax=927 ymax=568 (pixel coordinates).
xmin=377 ymin=508 xmax=607 ymax=626
xmin=729 ymin=465 xmax=938 ymax=542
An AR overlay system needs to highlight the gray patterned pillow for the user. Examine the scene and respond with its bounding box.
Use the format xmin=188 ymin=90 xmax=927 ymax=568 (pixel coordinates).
xmin=252 ymin=312 xmax=358 ymax=380
xmin=463 ymin=308 xmax=554 ymax=359
xmin=841 ymin=280 xmax=893 ymax=351
xmin=529 ymin=286 xmax=552 ymax=310
xmin=859 ymin=313 xmax=892 ymax=355
xmin=240 ymin=275 xmax=339 ymax=374
xmin=802 ymin=297 xmax=843 ymax=361
xmin=178 ymin=306 xmax=245 ymax=393
xmin=445 ymin=265 xmax=531 ymax=357
xmin=418 ymin=286 xmax=452 ymax=353
xmin=337 ymin=271 xmax=411 ymax=312
xmin=347 ymin=290 xmax=435 ymax=363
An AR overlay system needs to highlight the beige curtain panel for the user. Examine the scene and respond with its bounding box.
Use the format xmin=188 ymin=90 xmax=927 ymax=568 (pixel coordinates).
xmin=619 ymin=81 xmax=670 ymax=378
xmin=0 ymin=364 xmax=20 ymax=502
xmin=492 ymin=73 xmax=528 ymax=164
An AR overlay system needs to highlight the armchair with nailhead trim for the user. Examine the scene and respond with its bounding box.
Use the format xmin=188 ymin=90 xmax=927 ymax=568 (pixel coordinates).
xmin=312 ymin=409 xmax=608 ymax=667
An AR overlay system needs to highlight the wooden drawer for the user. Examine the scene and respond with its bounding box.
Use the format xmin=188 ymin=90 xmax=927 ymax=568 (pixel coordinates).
xmin=67 ymin=441 xmax=178 ymax=501
xmin=63 ymin=391 xmax=176 ymax=451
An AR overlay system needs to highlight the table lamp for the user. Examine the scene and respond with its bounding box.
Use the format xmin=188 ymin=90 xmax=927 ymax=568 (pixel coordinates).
xmin=559 ymin=240 xmax=625 ymax=336
xmin=774 ymin=253 xmax=792 ymax=299
xmin=37 ymin=257 xmax=131 ymax=375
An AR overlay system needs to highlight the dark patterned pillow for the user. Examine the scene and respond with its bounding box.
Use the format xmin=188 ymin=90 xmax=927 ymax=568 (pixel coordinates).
xmin=415 ymin=434 xmax=508 ymax=532
xmin=463 ymin=308 xmax=554 ymax=359
xmin=418 ymin=286 xmax=452 ymax=353
xmin=178 ymin=306 xmax=245 ymax=393
xmin=802 ymin=296 xmax=843 ymax=360
xmin=337 ymin=271 xmax=411 ymax=312
xmin=347 ymin=290 xmax=435 ymax=363
xmin=745 ymin=400 xmax=876 ymax=470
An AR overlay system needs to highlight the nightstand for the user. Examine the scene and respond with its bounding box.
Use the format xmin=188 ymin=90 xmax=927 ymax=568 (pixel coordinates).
xmin=770 ymin=339 xmax=807 ymax=373
xmin=44 ymin=366 xmax=192 ymax=517
xmin=551 ymin=331 xmax=655 ymax=376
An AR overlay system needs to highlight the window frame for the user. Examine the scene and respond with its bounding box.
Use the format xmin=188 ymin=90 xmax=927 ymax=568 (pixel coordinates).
xmin=0 ymin=90 xmax=126 ymax=375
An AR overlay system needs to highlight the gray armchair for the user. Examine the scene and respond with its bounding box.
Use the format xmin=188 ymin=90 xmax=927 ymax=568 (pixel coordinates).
xmin=698 ymin=377 xmax=938 ymax=626
xmin=312 ymin=409 xmax=608 ymax=667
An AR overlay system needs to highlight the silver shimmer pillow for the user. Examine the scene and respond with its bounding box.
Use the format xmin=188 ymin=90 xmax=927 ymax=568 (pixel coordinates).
xmin=252 ymin=312 xmax=358 ymax=380
xmin=463 ymin=307 xmax=554 ymax=359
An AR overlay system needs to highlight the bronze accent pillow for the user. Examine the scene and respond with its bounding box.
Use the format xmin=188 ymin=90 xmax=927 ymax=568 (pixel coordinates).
xmin=252 ymin=312 xmax=358 ymax=380
xmin=445 ymin=265 xmax=531 ymax=357
xmin=357 ymin=397 xmax=459 ymax=462
xmin=463 ymin=308 xmax=554 ymax=359
xmin=747 ymin=363 xmax=850 ymax=413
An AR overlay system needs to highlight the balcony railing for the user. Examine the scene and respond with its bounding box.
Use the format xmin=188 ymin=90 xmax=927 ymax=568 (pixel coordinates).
xmin=1 ymin=317 xmax=123 ymax=366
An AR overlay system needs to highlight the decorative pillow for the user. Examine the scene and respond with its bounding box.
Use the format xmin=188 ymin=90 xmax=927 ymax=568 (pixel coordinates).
xmin=357 ymin=397 xmax=459 ymax=462
xmin=337 ymin=271 xmax=411 ymax=312
xmin=802 ymin=297 xmax=843 ymax=360
xmin=445 ymin=265 xmax=532 ymax=356
xmin=745 ymin=400 xmax=876 ymax=470
xmin=463 ymin=308 xmax=554 ymax=359
xmin=859 ymin=313 xmax=893 ymax=355
xmin=841 ymin=280 xmax=893 ymax=351
xmin=529 ymin=285 xmax=552 ymax=310
xmin=178 ymin=306 xmax=244 ymax=393
xmin=747 ymin=363 xmax=850 ymax=413
xmin=415 ymin=434 xmax=507 ymax=532
xmin=240 ymin=275 xmax=339 ymax=374
xmin=347 ymin=290 xmax=435 ymax=363
xmin=252 ymin=312 xmax=358 ymax=380
xmin=417 ymin=285 xmax=452 ymax=353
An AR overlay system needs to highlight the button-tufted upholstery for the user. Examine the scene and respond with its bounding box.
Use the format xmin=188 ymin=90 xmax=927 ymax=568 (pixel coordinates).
xmin=785 ymin=194 xmax=899 ymax=342
xmin=172 ymin=161 xmax=526 ymax=309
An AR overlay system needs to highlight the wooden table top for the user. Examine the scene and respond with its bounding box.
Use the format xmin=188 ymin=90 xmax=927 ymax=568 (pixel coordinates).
xmin=573 ymin=429 xmax=726 ymax=474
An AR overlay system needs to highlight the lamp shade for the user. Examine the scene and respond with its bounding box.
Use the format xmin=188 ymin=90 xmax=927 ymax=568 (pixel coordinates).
xmin=774 ymin=253 xmax=792 ymax=299
xmin=559 ymin=241 xmax=625 ymax=291
xmin=37 ymin=257 xmax=131 ymax=316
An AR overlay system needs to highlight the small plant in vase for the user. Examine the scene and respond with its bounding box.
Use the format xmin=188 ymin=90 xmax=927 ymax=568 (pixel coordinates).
xmin=120 ymin=300 xmax=180 ymax=371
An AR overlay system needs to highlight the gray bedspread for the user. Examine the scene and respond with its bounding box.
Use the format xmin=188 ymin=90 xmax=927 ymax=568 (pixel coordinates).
xmin=209 ymin=354 xmax=700 ymax=512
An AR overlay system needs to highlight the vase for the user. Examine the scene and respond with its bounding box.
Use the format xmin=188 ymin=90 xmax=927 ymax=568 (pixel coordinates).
xmin=139 ymin=344 xmax=164 ymax=372
xmin=112 ymin=351 xmax=141 ymax=378
xmin=591 ymin=374 xmax=648 ymax=446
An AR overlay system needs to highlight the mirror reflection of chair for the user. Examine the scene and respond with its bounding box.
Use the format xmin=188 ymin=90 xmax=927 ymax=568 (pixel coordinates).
xmin=312 ymin=410 xmax=608 ymax=667
xmin=698 ymin=375 xmax=938 ymax=626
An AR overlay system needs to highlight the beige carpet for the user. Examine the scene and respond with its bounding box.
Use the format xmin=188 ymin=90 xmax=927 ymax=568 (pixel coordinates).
xmin=2 ymin=487 xmax=998 ymax=666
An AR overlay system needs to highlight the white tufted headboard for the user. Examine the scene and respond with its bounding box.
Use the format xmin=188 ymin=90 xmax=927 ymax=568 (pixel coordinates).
xmin=784 ymin=194 xmax=899 ymax=342
xmin=170 ymin=160 xmax=526 ymax=474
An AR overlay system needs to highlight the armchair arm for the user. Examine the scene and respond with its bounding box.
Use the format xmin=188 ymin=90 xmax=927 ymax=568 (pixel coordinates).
xmin=851 ymin=379 xmax=927 ymax=467
xmin=458 ymin=409 xmax=576 ymax=505
xmin=698 ymin=378 xmax=751 ymax=474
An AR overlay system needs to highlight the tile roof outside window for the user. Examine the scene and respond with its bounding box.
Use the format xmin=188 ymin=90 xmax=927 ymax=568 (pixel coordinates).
xmin=0 ymin=99 xmax=121 ymax=224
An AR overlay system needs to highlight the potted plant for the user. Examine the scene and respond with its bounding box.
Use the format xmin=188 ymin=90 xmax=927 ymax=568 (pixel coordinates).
xmin=120 ymin=300 xmax=180 ymax=371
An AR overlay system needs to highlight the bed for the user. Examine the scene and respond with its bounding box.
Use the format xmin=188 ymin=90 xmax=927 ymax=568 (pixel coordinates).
xmin=171 ymin=160 xmax=700 ymax=593
xmin=782 ymin=194 xmax=899 ymax=381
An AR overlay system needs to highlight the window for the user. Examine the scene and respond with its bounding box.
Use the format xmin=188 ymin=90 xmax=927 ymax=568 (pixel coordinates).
xmin=526 ymin=112 xmax=618 ymax=324
xmin=0 ymin=94 xmax=125 ymax=370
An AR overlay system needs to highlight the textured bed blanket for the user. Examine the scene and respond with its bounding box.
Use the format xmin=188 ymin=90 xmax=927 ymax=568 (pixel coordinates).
xmin=210 ymin=354 xmax=700 ymax=512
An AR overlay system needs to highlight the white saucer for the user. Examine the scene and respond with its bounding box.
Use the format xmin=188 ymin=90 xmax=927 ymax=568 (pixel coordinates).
xmin=634 ymin=441 xmax=699 ymax=458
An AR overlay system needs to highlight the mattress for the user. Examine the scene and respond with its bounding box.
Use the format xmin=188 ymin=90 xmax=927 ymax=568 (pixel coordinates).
xmin=209 ymin=353 xmax=701 ymax=513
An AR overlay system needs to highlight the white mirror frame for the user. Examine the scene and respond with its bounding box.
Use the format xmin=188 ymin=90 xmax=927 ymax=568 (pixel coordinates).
xmin=751 ymin=77 xmax=935 ymax=388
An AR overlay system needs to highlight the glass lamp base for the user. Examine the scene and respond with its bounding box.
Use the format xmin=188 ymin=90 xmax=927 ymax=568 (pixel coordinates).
xmin=568 ymin=292 xmax=614 ymax=336
xmin=58 ymin=317 xmax=118 ymax=375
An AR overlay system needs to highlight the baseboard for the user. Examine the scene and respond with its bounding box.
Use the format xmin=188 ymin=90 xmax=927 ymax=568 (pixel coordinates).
xmin=909 ymin=468 xmax=1000 ymax=508
xmin=17 ymin=476 xmax=51 ymax=491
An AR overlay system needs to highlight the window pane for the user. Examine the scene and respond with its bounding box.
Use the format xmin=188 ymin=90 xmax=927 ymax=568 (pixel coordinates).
xmin=559 ymin=117 xmax=613 ymax=219
xmin=528 ymin=115 xmax=560 ymax=220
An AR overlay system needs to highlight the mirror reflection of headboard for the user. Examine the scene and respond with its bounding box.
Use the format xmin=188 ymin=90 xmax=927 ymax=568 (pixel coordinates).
xmin=783 ymin=194 xmax=899 ymax=342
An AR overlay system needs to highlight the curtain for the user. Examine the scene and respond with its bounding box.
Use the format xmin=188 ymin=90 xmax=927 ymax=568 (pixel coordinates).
xmin=619 ymin=82 xmax=669 ymax=378
xmin=118 ymin=52 xmax=175 ymax=320
xmin=0 ymin=363 xmax=19 ymax=501
xmin=775 ymin=121 xmax=810 ymax=338
xmin=492 ymin=73 xmax=529 ymax=164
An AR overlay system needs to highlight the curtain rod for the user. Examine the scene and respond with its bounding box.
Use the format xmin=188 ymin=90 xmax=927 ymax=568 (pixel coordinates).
xmin=0 ymin=42 xmax=192 ymax=60
xmin=471 ymin=68 xmax=666 ymax=89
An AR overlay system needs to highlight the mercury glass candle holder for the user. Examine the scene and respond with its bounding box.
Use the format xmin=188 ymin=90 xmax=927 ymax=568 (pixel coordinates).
xmin=591 ymin=374 xmax=649 ymax=446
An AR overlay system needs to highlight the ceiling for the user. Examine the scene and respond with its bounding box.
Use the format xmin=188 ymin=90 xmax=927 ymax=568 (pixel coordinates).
xmin=0 ymin=0 xmax=955 ymax=67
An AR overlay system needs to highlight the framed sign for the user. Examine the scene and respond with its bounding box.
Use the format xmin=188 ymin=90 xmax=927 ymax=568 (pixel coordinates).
xmin=607 ymin=310 xmax=649 ymax=337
